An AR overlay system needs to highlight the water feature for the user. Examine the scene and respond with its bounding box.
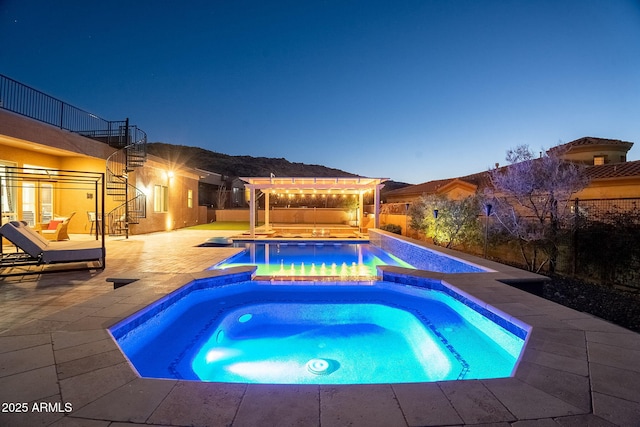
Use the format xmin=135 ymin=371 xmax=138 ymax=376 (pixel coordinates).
xmin=212 ymin=241 xmax=483 ymax=277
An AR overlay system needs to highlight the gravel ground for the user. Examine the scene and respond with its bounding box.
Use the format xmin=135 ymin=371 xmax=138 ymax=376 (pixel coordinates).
xmin=543 ymin=275 xmax=640 ymax=333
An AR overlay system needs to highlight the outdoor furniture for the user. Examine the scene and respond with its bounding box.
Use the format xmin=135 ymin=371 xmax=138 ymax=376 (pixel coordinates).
xmin=87 ymin=211 xmax=101 ymax=236
xmin=0 ymin=220 xmax=104 ymax=266
xmin=109 ymin=213 xmax=126 ymax=236
xmin=41 ymin=211 xmax=76 ymax=241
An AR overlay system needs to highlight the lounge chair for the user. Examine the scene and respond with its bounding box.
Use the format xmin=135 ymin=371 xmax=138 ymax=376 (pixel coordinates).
xmin=41 ymin=212 xmax=76 ymax=241
xmin=0 ymin=220 xmax=104 ymax=266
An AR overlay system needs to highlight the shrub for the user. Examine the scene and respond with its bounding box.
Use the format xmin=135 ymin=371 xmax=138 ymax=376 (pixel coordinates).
xmin=409 ymin=194 xmax=482 ymax=248
xmin=380 ymin=224 xmax=402 ymax=235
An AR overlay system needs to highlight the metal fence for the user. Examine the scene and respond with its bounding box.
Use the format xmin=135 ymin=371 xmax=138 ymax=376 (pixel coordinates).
xmin=380 ymin=198 xmax=640 ymax=290
xmin=571 ymin=198 xmax=640 ymax=290
xmin=573 ymin=198 xmax=640 ymax=224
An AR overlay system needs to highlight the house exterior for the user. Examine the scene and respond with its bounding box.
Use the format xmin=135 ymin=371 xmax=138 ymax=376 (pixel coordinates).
xmin=384 ymin=137 xmax=639 ymax=204
xmin=548 ymin=137 xmax=633 ymax=166
xmin=575 ymin=160 xmax=640 ymax=199
xmin=384 ymin=174 xmax=487 ymax=203
xmin=0 ymin=75 xmax=206 ymax=235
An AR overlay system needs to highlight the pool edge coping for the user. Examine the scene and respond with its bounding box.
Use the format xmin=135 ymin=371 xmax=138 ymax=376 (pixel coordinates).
xmin=108 ymin=267 xmax=532 ymax=385
xmin=85 ymin=266 xmax=599 ymax=423
xmin=6 ymin=236 xmax=637 ymax=425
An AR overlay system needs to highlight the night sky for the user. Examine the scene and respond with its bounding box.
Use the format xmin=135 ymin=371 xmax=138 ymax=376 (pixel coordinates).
xmin=2 ymin=0 xmax=639 ymax=184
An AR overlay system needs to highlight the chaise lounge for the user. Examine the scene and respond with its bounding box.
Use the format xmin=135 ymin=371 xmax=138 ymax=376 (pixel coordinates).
xmin=0 ymin=220 xmax=104 ymax=269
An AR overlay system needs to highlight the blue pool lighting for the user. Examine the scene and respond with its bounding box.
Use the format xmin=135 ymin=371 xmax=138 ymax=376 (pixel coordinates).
xmin=214 ymin=242 xmax=422 ymax=277
xmin=110 ymin=277 xmax=529 ymax=385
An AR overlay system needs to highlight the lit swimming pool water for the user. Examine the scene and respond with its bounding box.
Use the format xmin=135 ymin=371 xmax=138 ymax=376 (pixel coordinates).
xmin=212 ymin=242 xmax=414 ymax=277
xmin=111 ymin=280 xmax=528 ymax=384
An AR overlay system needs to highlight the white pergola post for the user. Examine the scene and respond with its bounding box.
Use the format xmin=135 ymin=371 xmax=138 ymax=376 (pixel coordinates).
xmin=264 ymin=191 xmax=270 ymax=231
xmin=374 ymin=184 xmax=383 ymax=229
xmin=358 ymin=192 xmax=364 ymax=232
xmin=249 ymin=185 xmax=255 ymax=237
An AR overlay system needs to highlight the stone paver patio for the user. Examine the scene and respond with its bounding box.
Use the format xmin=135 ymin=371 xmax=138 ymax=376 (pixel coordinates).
xmin=1 ymin=229 xmax=639 ymax=426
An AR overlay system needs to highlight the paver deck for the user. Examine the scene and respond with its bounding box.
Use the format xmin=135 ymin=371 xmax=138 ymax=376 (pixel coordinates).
xmin=1 ymin=229 xmax=639 ymax=426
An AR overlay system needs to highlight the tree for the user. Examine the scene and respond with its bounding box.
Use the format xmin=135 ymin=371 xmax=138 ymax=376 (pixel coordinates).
xmin=485 ymin=144 xmax=589 ymax=273
xmin=408 ymin=194 xmax=481 ymax=248
xmin=215 ymin=184 xmax=227 ymax=209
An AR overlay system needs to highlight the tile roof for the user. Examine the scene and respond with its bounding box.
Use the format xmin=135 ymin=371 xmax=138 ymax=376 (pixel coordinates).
xmin=384 ymin=177 xmax=455 ymax=196
xmin=586 ymin=159 xmax=640 ymax=179
xmin=386 ymin=157 xmax=640 ymax=200
xmin=552 ymin=136 xmax=633 ymax=152
xmin=385 ymin=171 xmax=492 ymax=197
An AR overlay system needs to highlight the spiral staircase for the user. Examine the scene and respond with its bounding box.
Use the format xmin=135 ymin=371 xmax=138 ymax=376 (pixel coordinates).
xmin=105 ymin=120 xmax=147 ymax=237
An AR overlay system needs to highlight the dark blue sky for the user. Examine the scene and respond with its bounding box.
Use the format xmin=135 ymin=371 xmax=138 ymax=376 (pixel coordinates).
xmin=2 ymin=0 xmax=640 ymax=184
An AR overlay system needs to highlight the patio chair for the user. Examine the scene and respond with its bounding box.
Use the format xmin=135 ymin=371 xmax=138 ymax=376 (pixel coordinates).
xmin=41 ymin=212 xmax=76 ymax=241
xmin=87 ymin=211 xmax=101 ymax=236
xmin=0 ymin=220 xmax=104 ymax=266
xmin=109 ymin=213 xmax=127 ymax=236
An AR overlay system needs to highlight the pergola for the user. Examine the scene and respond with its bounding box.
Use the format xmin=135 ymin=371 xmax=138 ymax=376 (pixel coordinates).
xmin=240 ymin=176 xmax=387 ymax=237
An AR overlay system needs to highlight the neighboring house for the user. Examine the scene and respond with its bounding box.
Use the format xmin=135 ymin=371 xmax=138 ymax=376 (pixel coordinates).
xmin=385 ymin=174 xmax=487 ymax=203
xmin=0 ymin=75 xmax=206 ymax=235
xmin=384 ymin=137 xmax=639 ymax=203
xmin=577 ymin=159 xmax=640 ymax=199
xmin=230 ymin=177 xmax=247 ymax=207
xmin=548 ymin=136 xmax=632 ymax=166
xmin=196 ymin=167 xmax=225 ymax=208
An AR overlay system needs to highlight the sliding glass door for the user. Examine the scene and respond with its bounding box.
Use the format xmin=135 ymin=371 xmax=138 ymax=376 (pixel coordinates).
xmin=22 ymin=182 xmax=53 ymax=226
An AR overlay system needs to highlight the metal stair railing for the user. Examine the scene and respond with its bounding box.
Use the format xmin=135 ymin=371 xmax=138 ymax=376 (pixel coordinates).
xmin=107 ymin=191 xmax=146 ymax=237
xmin=105 ymin=121 xmax=147 ymax=238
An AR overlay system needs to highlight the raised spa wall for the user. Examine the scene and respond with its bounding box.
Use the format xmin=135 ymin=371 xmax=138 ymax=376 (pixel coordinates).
xmin=378 ymin=267 xmax=529 ymax=340
xmin=369 ymin=229 xmax=488 ymax=273
xmin=110 ymin=265 xmax=530 ymax=350
xmin=109 ymin=268 xmax=257 ymax=341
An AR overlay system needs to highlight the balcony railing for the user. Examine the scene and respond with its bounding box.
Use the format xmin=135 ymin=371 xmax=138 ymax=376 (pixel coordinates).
xmin=0 ymin=73 xmax=135 ymax=147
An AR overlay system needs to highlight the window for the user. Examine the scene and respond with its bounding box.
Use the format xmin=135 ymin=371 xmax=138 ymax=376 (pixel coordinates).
xmin=154 ymin=185 xmax=169 ymax=212
xmin=187 ymin=189 xmax=193 ymax=208
xmin=23 ymin=165 xmax=55 ymax=225
xmin=593 ymin=155 xmax=605 ymax=165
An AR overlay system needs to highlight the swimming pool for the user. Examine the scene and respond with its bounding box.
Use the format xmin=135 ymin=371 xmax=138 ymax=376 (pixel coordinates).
xmin=110 ymin=278 xmax=528 ymax=385
xmin=213 ymin=241 xmax=415 ymax=277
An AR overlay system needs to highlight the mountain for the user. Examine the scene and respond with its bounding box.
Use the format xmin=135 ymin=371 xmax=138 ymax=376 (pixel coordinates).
xmin=147 ymin=142 xmax=358 ymax=178
xmin=146 ymin=142 xmax=410 ymax=194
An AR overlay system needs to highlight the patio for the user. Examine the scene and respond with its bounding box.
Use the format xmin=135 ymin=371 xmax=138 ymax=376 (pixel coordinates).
xmin=1 ymin=228 xmax=639 ymax=426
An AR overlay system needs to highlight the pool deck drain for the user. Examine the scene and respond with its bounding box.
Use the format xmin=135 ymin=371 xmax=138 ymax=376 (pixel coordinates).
xmin=1 ymin=229 xmax=639 ymax=426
